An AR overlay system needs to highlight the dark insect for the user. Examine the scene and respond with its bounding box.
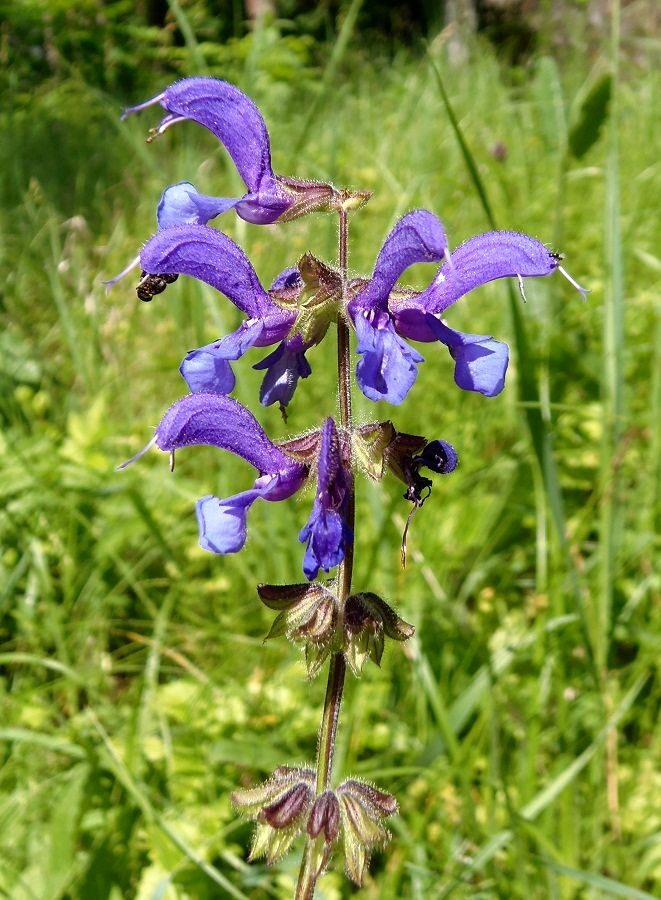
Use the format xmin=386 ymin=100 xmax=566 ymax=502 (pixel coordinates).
xmin=402 ymin=440 xmax=455 ymax=506
xmin=400 ymin=440 xmax=458 ymax=567
xmin=136 ymin=270 xmax=179 ymax=302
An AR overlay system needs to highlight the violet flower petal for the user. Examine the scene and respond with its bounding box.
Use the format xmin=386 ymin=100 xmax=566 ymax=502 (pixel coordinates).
xmin=197 ymin=473 xmax=292 ymax=554
xmin=354 ymin=311 xmax=424 ymax=405
xmin=299 ymin=418 xmax=352 ymax=580
xmin=123 ymin=78 xmax=292 ymax=224
xmin=351 ymin=210 xmax=448 ymax=314
xmin=300 ymin=507 xmax=346 ymax=580
xmin=417 ymin=231 xmax=559 ymax=315
xmin=124 ymin=78 xmax=271 ymax=192
xmin=157 ymin=181 xmax=242 ymax=228
xmin=427 ymin=317 xmax=509 ymax=397
xmin=179 ymin=348 xmax=236 ymax=395
xmin=140 ymin=224 xmax=294 ymax=330
xmin=180 ymin=320 xmax=265 ymax=394
xmin=253 ymin=341 xmax=312 ymax=408
xmin=155 ymin=392 xmax=306 ymax=481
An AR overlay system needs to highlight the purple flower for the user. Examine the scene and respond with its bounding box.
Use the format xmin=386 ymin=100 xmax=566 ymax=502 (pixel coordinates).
xmin=348 ymin=214 xmax=588 ymax=404
xmin=253 ymin=337 xmax=313 ymax=408
xmin=299 ymin=418 xmax=353 ymax=580
xmin=153 ymin=393 xmax=351 ymax=579
xmin=121 ymin=77 xmax=337 ymax=226
xmin=140 ymin=224 xmax=306 ymax=403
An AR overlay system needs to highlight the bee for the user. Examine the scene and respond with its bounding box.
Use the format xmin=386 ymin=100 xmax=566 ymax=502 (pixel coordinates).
xmin=136 ymin=270 xmax=179 ymax=302
xmin=402 ymin=440 xmax=455 ymax=506
xmin=400 ymin=441 xmax=458 ymax=567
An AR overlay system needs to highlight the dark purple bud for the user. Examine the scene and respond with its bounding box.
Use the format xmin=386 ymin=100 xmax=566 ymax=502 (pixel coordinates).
xmin=259 ymin=581 xmax=337 ymax=648
xmin=307 ymin=791 xmax=341 ymax=843
xmin=257 ymin=582 xmax=328 ymax=611
xmin=336 ymin=780 xmax=395 ymax=885
xmin=232 ymin=766 xmax=314 ymax=817
xmin=261 ymin=782 xmax=314 ymax=829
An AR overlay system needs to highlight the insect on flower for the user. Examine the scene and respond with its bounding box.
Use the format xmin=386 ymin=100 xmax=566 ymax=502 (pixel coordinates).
xmin=135 ymin=270 xmax=179 ymax=302
xmin=400 ymin=440 xmax=458 ymax=566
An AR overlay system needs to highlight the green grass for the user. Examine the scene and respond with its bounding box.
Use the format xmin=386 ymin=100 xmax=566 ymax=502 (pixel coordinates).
xmin=1 ymin=18 xmax=659 ymax=900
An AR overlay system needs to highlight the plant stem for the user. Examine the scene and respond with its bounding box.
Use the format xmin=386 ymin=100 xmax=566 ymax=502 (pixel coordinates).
xmin=294 ymin=206 xmax=354 ymax=900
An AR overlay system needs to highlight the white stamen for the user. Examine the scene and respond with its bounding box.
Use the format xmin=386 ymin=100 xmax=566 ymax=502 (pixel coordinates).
xmin=116 ymin=435 xmax=157 ymax=471
xmin=517 ymin=274 xmax=528 ymax=303
xmin=558 ymin=265 xmax=590 ymax=302
xmin=157 ymin=115 xmax=188 ymax=136
xmin=169 ymin=450 xmax=176 ymax=473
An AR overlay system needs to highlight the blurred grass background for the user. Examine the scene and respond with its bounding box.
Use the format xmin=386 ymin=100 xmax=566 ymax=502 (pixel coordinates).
xmin=0 ymin=1 xmax=659 ymax=897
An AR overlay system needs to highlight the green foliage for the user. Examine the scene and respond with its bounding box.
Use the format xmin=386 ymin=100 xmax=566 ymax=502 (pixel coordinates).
xmin=1 ymin=13 xmax=660 ymax=900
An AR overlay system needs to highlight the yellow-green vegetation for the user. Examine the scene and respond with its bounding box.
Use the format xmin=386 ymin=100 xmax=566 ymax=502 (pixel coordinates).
xmin=0 ymin=10 xmax=659 ymax=899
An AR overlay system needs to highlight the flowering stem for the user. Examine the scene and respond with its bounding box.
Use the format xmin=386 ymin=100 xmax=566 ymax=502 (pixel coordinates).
xmin=294 ymin=207 xmax=354 ymax=899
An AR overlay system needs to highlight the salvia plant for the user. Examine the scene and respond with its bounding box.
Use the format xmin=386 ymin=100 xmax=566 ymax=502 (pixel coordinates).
xmin=108 ymin=77 xmax=586 ymax=896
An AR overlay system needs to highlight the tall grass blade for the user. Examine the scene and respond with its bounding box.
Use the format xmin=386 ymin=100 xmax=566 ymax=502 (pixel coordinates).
xmin=293 ymin=0 xmax=364 ymax=154
xmin=427 ymin=52 xmax=590 ymax=658
xmin=598 ymin=0 xmax=625 ymax=673
xmin=440 ymin=671 xmax=648 ymax=890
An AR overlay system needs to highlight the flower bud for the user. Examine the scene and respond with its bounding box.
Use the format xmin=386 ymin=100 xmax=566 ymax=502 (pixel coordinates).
xmin=232 ymin=765 xmax=314 ymax=815
xmin=257 ymin=582 xmax=338 ymax=666
xmin=307 ymin=790 xmax=341 ymax=843
xmin=343 ymin=592 xmax=414 ymax=676
xmin=232 ymin=766 xmax=316 ymax=865
xmin=338 ymin=188 xmax=372 ymax=213
xmin=307 ymin=791 xmax=340 ymax=844
xmin=276 ymin=177 xmax=341 ymax=222
xmin=336 ymin=778 xmax=398 ymax=885
xmin=261 ymin=782 xmax=314 ymax=829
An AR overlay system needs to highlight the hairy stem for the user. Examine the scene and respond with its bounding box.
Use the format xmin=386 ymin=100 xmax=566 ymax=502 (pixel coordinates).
xmin=295 ymin=207 xmax=354 ymax=900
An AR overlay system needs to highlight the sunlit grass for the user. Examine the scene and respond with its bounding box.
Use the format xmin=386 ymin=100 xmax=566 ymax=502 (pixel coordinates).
xmin=0 ymin=24 xmax=659 ymax=900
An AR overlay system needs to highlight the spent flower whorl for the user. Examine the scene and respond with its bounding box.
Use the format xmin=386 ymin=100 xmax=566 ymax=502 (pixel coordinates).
xmin=232 ymin=766 xmax=316 ymax=864
xmin=258 ymin=580 xmax=414 ymax=679
xmin=233 ymin=769 xmax=397 ymax=885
